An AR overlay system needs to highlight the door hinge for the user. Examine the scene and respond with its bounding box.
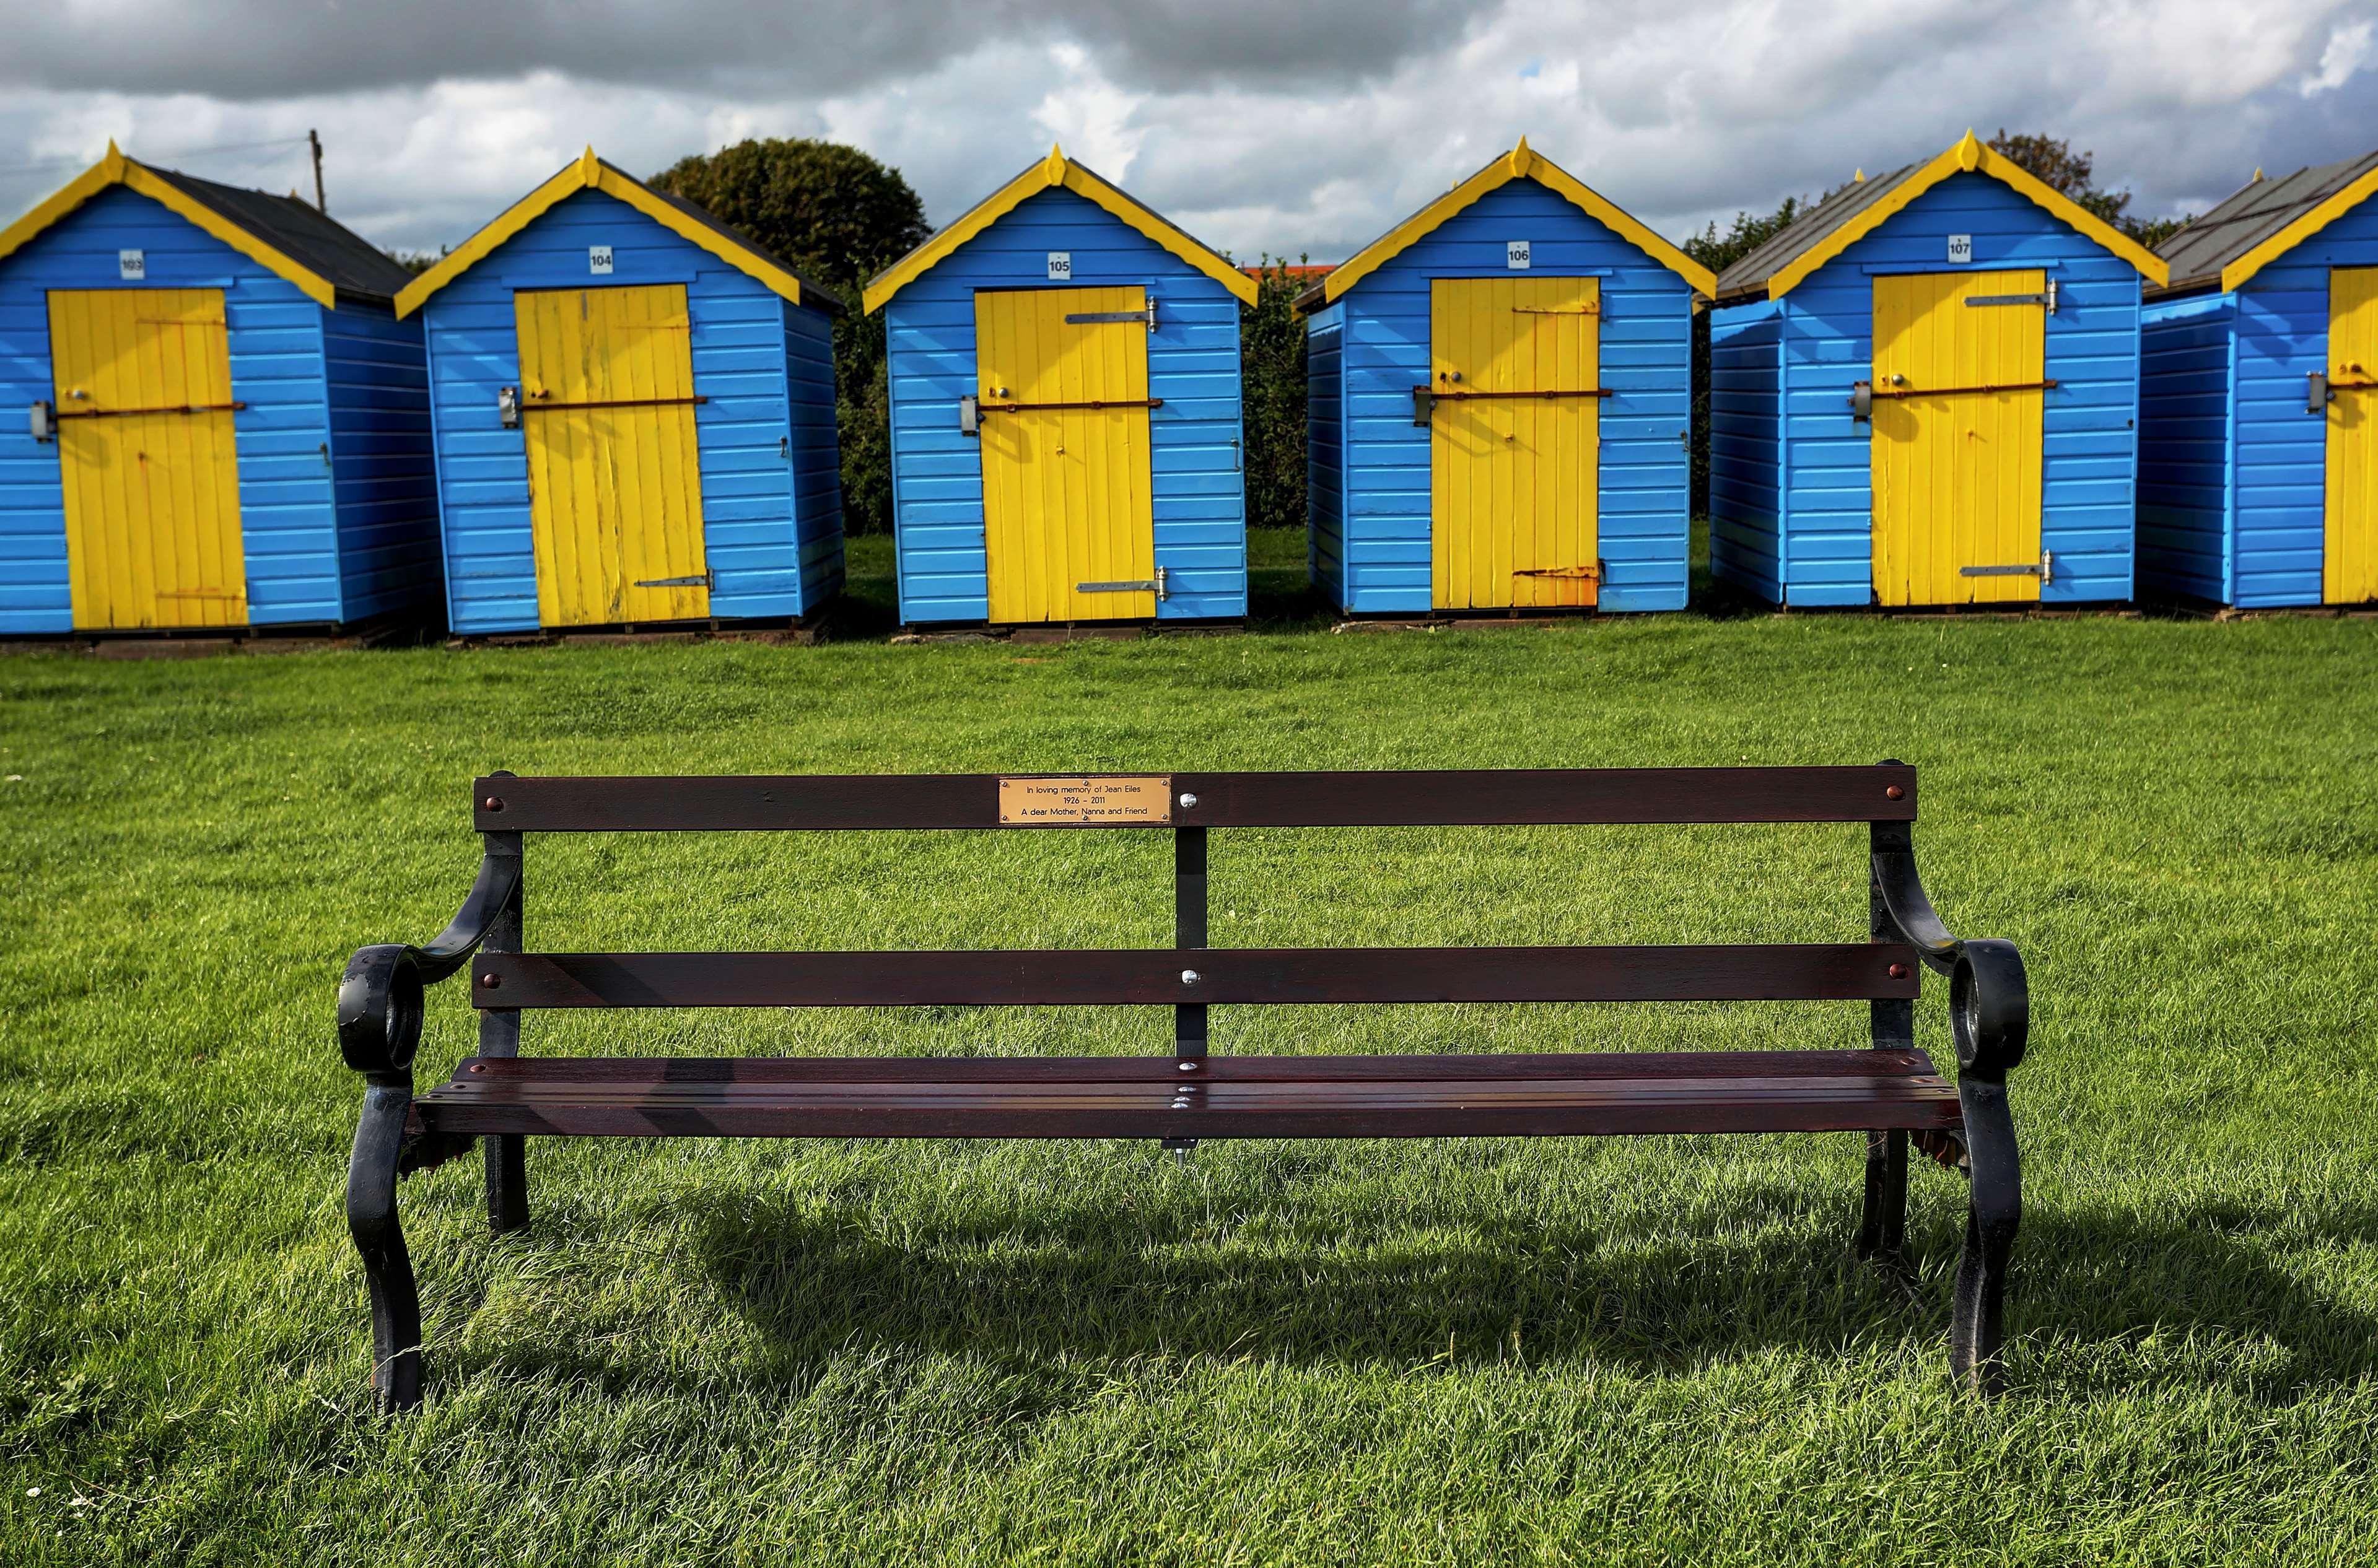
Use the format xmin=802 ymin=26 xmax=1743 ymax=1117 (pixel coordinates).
xmin=1066 ymin=302 xmax=1157 ymax=329
xmin=1965 ymin=279 xmax=2057 ymax=314
xmin=634 ymin=570 xmax=714 ymax=590
xmin=1077 ymin=566 xmax=1167 ymax=601
xmin=1960 ymin=551 xmax=2053 ymax=585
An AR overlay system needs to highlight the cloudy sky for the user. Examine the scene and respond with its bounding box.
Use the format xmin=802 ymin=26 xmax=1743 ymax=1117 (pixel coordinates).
xmin=2 ymin=1 xmax=2372 ymax=264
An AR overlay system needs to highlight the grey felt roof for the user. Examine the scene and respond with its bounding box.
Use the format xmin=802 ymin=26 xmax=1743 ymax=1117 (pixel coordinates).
xmin=2151 ymin=150 xmax=2378 ymax=297
xmin=136 ymin=160 xmax=419 ymax=305
xmin=1712 ymin=163 xmax=1925 ymax=303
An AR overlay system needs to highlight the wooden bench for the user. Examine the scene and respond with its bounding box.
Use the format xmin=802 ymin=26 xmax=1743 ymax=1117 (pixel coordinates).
xmin=338 ymin=765 xmax=2027 ymax=1411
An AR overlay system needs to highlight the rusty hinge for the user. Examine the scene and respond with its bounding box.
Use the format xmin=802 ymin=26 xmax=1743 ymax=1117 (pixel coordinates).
xmin=522 ymin=394 xmax=709 ymax=412
xmin=1412 ymin=385 xmax=1609 ymax=423
xmin=54 ymin=400 xmax=246 ymax=419
xmin=1511 ymin=303 xmax=1600 ymax=315
xmin=633 ymin=570 xmax=713 ymax=590
xmin=1065 ymin=303 xmax=1157 ymax=328
xmin=1512 ymin=564 xmax=1602 ymax=581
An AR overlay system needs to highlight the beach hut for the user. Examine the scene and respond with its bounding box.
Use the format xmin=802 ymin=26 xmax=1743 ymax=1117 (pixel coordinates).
xmin=1 ymin=144 xmax=434 ymax=635
xmin=1708 ymin=132 xmax=2167 ymax=608
xmin=1301 ymin=140 xmax=1714 ymax=615
xmin=2138 ymin=152 xmax=2378 ymax=607
xmin=864 ymin=146 xmax=1254 ymax=627
xmin=397 ymin=150 xmax=846 ymax=633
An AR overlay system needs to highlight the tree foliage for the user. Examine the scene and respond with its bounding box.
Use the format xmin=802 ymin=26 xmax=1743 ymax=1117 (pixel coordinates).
xmin=648 ymin=137 xmax=932 ymax=534
xmin=1987 ymin=129 xmax=2194 ymax=246
xmin=1241 ymin=259 xmax=1317 ymax=531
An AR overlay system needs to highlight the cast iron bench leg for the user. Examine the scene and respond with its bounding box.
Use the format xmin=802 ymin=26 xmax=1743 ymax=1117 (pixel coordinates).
xmin=1856 ymin=1129 xmax=1911 ymax=1276
xmin=346 ymin=1082 xmax=425 ymax=1413
xmin=1951 ymin=1076 xmax=2021 ymax=1396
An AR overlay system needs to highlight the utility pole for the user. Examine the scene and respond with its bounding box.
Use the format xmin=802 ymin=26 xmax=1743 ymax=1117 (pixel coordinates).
xmin=308 ymin=129 xmax=326 ymax=214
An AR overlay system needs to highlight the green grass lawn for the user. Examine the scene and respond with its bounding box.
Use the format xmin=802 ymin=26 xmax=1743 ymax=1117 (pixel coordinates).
xmin=4 ymin=567 xmax=2375 ymax=1564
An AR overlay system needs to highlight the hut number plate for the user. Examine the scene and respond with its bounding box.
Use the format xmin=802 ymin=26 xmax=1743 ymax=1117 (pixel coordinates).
xmin=1947 ymin=233 xmax=1972 ymax=264
xmin=589 ymin=245 xmax=614 ymax=275
xmin=1047 ymin=251 xmax=1072 ymax=281
xmin=999 ymin=775 xmax=1172 ymax=825
xmin=118 ymin=249 xmax=146 ymax=281
xmin=1506 ymin=240 xmax=1531 ymax=269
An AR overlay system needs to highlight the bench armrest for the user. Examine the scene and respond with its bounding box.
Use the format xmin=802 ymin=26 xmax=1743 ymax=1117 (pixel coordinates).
xmin=1871 ymin=824 xmax=2028 ymax=1081
xmin=336 ymin=846 xmax=522 ymax=1085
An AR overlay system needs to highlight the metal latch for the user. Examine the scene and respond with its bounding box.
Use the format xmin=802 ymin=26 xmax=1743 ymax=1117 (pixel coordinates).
xmin=2309 ymin=372 xmax=2329 ymax=413
xmin=1966 ymin=279 xmax=2057 ymax=314
xmin=1412 ymin=386 xmax=1435 ymax=425
xmin=1961 ymin=551 xmax=2054 ymax=585
xmin=634 ymin=570 xmax=714 ymax=589
xmin=497 ymin=386 xmax=521 ymax=430
xmin=1850 ymin=380 xmax=1873 ymax=422
xmin=1066 ymin=302 xmax=1157 ymax=329
xmin=958 ymin=394 xmax=979 ymax=437
xmin=1077 ymin=566 xmax=1168 ymax=601
xmin=28 ymin=400 xmax=55 ymax=443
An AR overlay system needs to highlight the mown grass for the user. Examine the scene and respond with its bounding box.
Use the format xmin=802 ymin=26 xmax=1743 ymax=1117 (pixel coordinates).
xmin=2 ymin=551 xmax=2374 ymax=1564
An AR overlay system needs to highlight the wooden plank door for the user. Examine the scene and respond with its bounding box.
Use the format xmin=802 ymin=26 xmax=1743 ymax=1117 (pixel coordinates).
xmin=974 ymin=286 xmax=1156 ymax=622
xmin=514 ymin=284 xmax=709 ymax=627
xmin=48 ymin=288 xmax=247 ymax=629
xmin=1428 ymin=276 xmax=1601 ymax=610
xmin=1869 ymin=271 xmax=2048 ymax=606
xmin=2325 ymin=266 xmax=2378 ymax=604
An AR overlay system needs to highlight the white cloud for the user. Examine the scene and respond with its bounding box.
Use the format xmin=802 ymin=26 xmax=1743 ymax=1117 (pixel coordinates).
xmin=2300 ymin=18 xmax=2374 ymax=96
xmin=1 ymin=0 xmax=2371 ymax=260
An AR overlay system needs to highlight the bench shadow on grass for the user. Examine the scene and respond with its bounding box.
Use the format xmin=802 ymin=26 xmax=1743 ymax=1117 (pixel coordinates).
xmin=460 ymin=1172 xmax=2378 ymax=1401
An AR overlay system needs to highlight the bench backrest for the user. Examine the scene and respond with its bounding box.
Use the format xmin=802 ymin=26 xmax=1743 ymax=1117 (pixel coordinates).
xmin=463 ymin=767 xmax=1925 ymax=1051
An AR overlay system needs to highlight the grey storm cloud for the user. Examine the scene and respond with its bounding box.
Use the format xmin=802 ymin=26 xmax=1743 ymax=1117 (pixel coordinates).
xmin=0 ymin=0 xmax=1479 ymax=99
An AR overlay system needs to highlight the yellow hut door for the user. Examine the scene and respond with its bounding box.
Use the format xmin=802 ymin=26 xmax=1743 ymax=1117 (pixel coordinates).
xmin=974 ymin=287 xmax=1156 ymax=622
xmin=48 ymin=289 xmax=247 ymax=629
xmin=514 ymin=285 xmax=710 ymax=627
xmin=1428 ymin=277 xmax=1601 ymax=610
xmin=2324 ymin=267 xmax=2378 ymax=603
xmin=1869 ymin=271 xmax=2048 ymax=606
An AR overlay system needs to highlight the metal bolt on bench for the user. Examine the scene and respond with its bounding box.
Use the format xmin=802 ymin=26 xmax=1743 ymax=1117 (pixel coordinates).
xmin=338 ymin=764 xmax=2027 ymax=1412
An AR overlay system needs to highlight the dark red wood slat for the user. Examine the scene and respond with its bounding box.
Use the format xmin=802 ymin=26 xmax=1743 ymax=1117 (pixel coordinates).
xmin=473 ymin=944 xmax=1920 ymax=1009
xmin=414 ymin=1065 xmax=1962 ymax=1141
xmin=472 ymin=767 xmax=1916 ymax=832
xmin=432 ymin=1049 xmax=1941 ymax=1084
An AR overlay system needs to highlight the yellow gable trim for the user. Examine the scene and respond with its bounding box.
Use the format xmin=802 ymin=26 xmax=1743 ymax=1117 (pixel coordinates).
xmin=1318 ymin=141 xmax=1716 ymax=305
xmin=0 ymin=144 xmax=340 ymax=309
xmin=2219 ymin=161 xmax=2378 ymax=293
xmin=395 ymin=149 xmax=810 ymax=318
xmin=1765 ymin=131 xmax=2167 ymax=300
xmin=863 ymin=145 xmax=1256 ymax=314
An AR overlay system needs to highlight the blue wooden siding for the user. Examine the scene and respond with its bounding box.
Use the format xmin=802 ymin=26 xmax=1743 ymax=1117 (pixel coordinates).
xmin=2134 ymin=186 xmax=2378 ymax=606
xmin=882 ymin=185 xmax=1247 ymax=624
xmin=1304 ymin=305 xmax=1345 ymax=602
xmin=0 ymin=185 xmax=425 ymax=631
xmin=784 ymin=299 xmax=846 ymax=610
xmin=2232 ymin=190 xmax=2378 ymax=606
xmin=1708 ymin=300 xmax=1785 ymax=600
xmin=1324 ymin=178 xmax=1694 ymax=615
xmin=321 ymin=302 xmax=439 ymax=622
xmin=2137 ymin=294 xmax=2235 ymax=602
xmin=1713 ymin=170 xmax=2145 ymax=606
xmin=421 ymin=186 xmax=836 ymax=632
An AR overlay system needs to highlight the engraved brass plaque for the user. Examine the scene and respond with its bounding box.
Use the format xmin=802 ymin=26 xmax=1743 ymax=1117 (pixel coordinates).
xmin=998 ymin=775 xmax=1173 ymax=826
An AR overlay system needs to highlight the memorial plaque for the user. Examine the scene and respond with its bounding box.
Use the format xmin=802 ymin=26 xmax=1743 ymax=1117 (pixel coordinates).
xmin=998 ymin=775 xmax=1172 ymax=825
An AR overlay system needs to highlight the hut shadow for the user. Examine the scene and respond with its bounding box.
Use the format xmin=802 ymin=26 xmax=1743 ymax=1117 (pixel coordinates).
xmin=455 ymin=1178 xmax=2378 ymax=1400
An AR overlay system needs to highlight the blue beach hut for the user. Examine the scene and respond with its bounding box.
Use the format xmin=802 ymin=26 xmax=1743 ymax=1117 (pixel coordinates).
xmin=864 ymin=146 xmax=1255 ymax=628
xmin=397 ymin=150 xmax=846 ymax=634
xmin=1708 ymin=132 xmax=2167 ymax=608
xmin=1301 ymin=139 xmax=1715 ymax=615
xmin=2138 ymin=152 xmax=2378 ymax=607
xmin=1 ymin=144 xmax=434 ymax=635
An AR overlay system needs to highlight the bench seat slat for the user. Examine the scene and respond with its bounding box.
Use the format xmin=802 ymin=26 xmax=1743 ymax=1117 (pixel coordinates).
xmin=414 ymin=1051 xmax=1961 ymax=1139
xmin=473 ymin=766 xmax=1917 ymax=832
xmin=474 ymin=945 xmax=1920 ymax=1009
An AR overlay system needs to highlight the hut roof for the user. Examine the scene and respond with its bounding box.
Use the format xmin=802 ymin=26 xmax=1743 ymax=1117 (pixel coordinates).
xmin=1296 ymin=139 xmax=1715 ymax=313
xmin=395 ymin=149 xmax=846 ymax=319
xmin=2151 ymin=150 xmax=2378 ymax=297
xmin=1713 ymin=131 xmax=2167 ymax=305
xmin=863 ymin=146 xmax=1257 ymax=314
xmin=0 ymin=142 xmax=413 ymax=308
